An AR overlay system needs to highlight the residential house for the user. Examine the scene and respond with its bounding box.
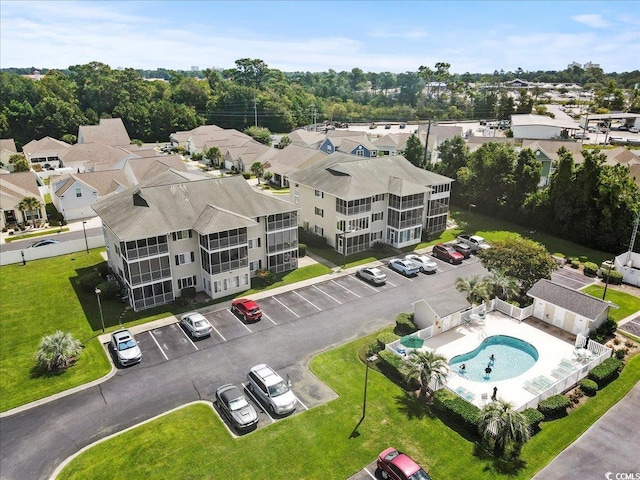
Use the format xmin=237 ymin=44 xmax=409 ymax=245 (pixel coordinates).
xmin=93 ymin=170 xmax=299 ymax=311
xmin=318 ymin=131 xmax=378 ymax=158
xmin=527 ymin=279 xmax=611 ymax=335
xmin=22 ymin=137 xmax=71 ymax=169
xmin=521 ymin=140 xmax=584 ymax=187
xmin=77 ymin=118 xmax=131 ymax=147
xmin=288 ymin=129 xmax=325 ymax=149
xmin=169 ymin=124 xmax=225 ymax=151
xmin=287 ymin=152 xmax=453 ymax=253
xmin=0 ymin=171 xmax=46 ymax=229
xmin=59 ymin=143 xmax=136 ymax=173
xmin=373 ymin=132 xmax=416 ymax=157
xmin=416 ymin=124 xmax=464 ymax=163
xmin=413 ymin=288 xmax=471 ymax=333
xmin=261 ymin=144 xmax=327 ymax=188
xmin=50 ymin=154 xmax=188 ymax=220
xmin=0 ymin=139 xmax=18 ymax=171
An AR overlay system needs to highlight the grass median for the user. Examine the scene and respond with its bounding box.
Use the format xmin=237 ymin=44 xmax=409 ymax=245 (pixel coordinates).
xmin=58 ymin=332 xmax=640 ymax=480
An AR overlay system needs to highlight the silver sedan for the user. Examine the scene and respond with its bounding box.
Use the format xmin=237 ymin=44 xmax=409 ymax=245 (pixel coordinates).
xmin=405 ymin=254 xmax=438 ymax=274
xmin=180 ymin=312 xmax=213 ymax=338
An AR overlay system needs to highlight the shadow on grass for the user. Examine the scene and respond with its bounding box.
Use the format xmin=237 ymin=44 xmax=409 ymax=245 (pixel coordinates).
xmin=472 ymin=442 xmax=528 ymax=475
xmin=394 ymin=391 xmax=436 ymax=421
xmin=29 ymin=363 xmax=73 ymax=379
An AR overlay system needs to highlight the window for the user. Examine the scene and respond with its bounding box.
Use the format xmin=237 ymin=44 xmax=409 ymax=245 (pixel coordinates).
xmin=371 ymin=231 xmax=383 ymax=241
xmin=314 ymin=225 xmax=324 ymax=236
xmin=372 ymin=212 xmax=383 ymax=222
xmin=372 ymin=194 xmax=385 ymax=202
xmin=175 ymin=252 xmax=195 ymax=265
xmin=250 ymin=260 xmax=262 ymax=271
xmin=172 ymin=230 xmax=192 ymax=241
xmin=248 ymin=238 xmax=261 ymax=249
xmin=177 ymin=276 xmax=196 ymax=289
xmin=75 ymin=187 xmax=82 ymax=198
xmin=356 ymin=149 xmax=364 ymax=157
xmin=314 ymin=207 xmax=324 ymax=217
xmin=314 ymin=189 xmax=324 ymax=198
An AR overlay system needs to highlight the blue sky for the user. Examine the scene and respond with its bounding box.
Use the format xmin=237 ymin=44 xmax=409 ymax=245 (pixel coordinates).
xmin=1 ymin=1 xmax=639 ymax=73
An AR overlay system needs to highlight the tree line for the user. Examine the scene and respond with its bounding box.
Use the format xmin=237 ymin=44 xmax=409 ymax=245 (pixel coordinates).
xmin=428 ymin=137 xmax=640 ymax=254
xmin=2 ymin=59 xmax=639 ymax=149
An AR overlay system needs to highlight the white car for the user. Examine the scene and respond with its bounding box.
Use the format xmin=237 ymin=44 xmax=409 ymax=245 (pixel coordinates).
xmin=180 ymin=312 xmax=213 ymax=338
xmin=356 ymin=267 xmax=387 ymax=285
xmin=388 ymin=258 xmax=420 ymax=277
xmin=405 ymin=254 xmax=437 ymax=274
xmin=110 ymin=329 xmax=142 ymax=367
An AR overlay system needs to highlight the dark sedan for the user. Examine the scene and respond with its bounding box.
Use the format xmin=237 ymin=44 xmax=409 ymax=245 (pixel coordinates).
xmin=215 ymin=384 xmax=258 ymax=431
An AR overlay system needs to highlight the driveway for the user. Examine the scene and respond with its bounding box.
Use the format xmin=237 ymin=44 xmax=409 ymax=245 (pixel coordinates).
xmin=0 ymin=257 xmax=488 ymax=480
xmin=533 ymin=382 xmax=640 ymax=479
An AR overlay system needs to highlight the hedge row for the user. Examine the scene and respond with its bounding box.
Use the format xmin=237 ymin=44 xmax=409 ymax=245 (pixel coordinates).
xmin=395 ymin=313 xmax=417 ymax=335
xmin=521 ymin=408 xmax=544 ymax=432
xmin=588 ymin=357 xmax=623 ymax=388
xmin=578 ymin=378 xmax=599 ymax=396
xmin=377 ymin=349 xmax=406 ymax=384
xmin=538 ymin=394 xmax=571 ymax=420
xmin=432 ymin=389 xmax=480 ymax=437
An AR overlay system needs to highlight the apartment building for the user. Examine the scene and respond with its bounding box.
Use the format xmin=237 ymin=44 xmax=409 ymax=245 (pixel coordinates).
xmin=287 ymin=152 xmax=452 ymax=255
xmin=93 ymin=170 xmax=299 ymax=311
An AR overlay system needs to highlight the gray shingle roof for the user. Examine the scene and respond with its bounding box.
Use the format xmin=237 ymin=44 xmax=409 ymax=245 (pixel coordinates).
xmin=527 ymin=279 xmax=610 ymax=320
xmin=287 ymin=152 xmax=452 ymax=200
xmin=93 ymin=170 xmax=297 ymax=240
xmin=78 ymin=118 xmax=131 ymax=146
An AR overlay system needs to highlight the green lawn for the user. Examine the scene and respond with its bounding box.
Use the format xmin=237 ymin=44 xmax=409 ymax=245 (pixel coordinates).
xmin=581 ymin=285 xmax=640 ymax=322
xmin=58 ymin=333 xmax=640 ymax=480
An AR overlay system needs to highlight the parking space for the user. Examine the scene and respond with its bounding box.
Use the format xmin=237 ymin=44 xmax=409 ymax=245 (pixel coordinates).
xmin=347 ymin=461 xmax=381 ymax=480
xmin=552 ymin=266 xmax=596 ymax=290
xmin=620 ymin=315 xmax=640 ymax=336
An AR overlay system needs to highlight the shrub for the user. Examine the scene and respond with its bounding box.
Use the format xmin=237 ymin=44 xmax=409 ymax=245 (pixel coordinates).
xmin=255 ymin=269 xmax=275 ymax=286
xmin=432 ymin=389 xmax=480 ymax=437
xmin=601 ymin=270 xmax=623 ymax=285
xmin=596 ymin=318 xmax=617 ymax=337
xmin=181 ymin=286 xmax=196 ymax=299
xmin=570 ymin=260 xmax=580 ymax=269
xmin=377 ymin=332 xmax=399 ymax=351
xmin=241 ymin=172 xmax=251 ymax=179
xmin=77 ymin=271 xmax=104 ymax=292
xmin=552 ymin=252 xmax=566 ymax=258
xmin=298 ymin=228 xmax=328 ymax=248
xmin=567 ymin=256 xmax=578 ymax=263
xmin=378 ymin=349 xmax=407 ymax=384
xmin=35 ymin=331 xmax=82 ymax=373
xmin=96 ymin=280 xmax=120 ymax=300
xmin=579 ymin=378 xmax=598 ymax=396
xmin=395 ymin=313 xmax=417 ymax=335
xmin=579 ymin=255 xmax=588 ymax=263
xmin=569 ymin=389 xmax=584 ymax=405
xmin=588 ymin=357 xmax=623 ymax=388
xmin=537 ymin=394 xmax=571 ymax=420
xmin=583 ymin=262 xmax=598 ymax=276
xmin=614 ymin=348 xmax=628 ymax=360
xmin=298 ymin=243 xmax=307 ymax=257
xmin=191 ymin=153 xmax=203 ymax=161
xmin=372 ymin=241 xmax=392 ymax=253
xmin=521 ymin=408 xmax=544 ymax=433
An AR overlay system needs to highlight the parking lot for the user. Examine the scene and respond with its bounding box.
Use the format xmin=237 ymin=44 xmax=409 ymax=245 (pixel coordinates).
xmin=550 ymin=265 xmax=597 ymax=290
xmin=104 ymin=254 xmax=480 ymax=431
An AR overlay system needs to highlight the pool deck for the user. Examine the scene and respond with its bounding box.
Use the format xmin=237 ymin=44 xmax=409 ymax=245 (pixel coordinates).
xmin=420 ymin=312 xmax=584 ymax=410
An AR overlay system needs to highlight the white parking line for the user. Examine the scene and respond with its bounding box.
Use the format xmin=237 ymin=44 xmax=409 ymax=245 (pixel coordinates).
xmin=228 ymin=309 xmax=253 ymax=333
xmin=273 ymin=296 xmax=300 ymax=318
xmin=178 ymin=325 xmax=199 ymax=351
xmin=211 ymin=324 xmax=226 ymax=342
xmin=294 ymin=394 xmax=308 ymax=411
xmin=331 ymin=279 xmax=361 ymax=298
xmin=294 ymin=290 xmax=322 ymax=310
xmin=313 ymin=285 xmax=342 ymax=304
xmin=148 ymin=331 xmax=169 ymax=360
xmin=262 ymin=312 xmax=277 ymax=325
xmin=363 ymin=467 xmax=377 ymax=479
xmin=242 ymin=383 xmax=275 ymax=424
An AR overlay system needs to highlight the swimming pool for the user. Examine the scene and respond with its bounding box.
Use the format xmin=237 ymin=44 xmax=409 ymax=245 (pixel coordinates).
xmin=449 ymin=335 xmax=539 ymax=382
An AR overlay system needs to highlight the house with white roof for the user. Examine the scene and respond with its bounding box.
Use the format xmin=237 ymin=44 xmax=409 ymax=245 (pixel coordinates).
xmin=93 ymin=170 xmax=299 ymax=311
xmin=287 ymin=152 xmax=453 ymax=254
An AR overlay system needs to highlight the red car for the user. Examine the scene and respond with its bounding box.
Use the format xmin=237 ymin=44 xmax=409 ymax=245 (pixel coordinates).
xmin=377 ymin=448 xmax=432 ymax=480
xmin=432 ymin=243 xmax=464 ymax=265
xmin=231 ymin=298 xmax=262 ymax=322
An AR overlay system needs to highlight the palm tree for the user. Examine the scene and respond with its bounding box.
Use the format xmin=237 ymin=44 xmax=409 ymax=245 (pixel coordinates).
xmin=403 ymin=350 xmax=449 ymax=399
xmin=205 ymin=146 xmax=221 ymax=168
xmin=455 ymin=275 xmax=490 ymax=305
xmin=477 ymin=400 xmax=530 ymax=459
xmin=35 ymin=331 xmax=83 ymax=372
xmin=17 ymin=196 xmax=42 ymax=227
xmin=482 ymin=270 xmax=520 ymax=301
xmin=250 ymin=161 xmax=264 ymax=184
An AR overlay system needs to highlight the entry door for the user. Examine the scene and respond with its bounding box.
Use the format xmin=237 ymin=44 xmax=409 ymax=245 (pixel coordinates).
xmin=534 ymin=300 xmax=544 ymax=319
xmin=572 ymin=316 xmax=587 ymax=335
xmin=552 ymin=307 xmax=565 ymax=329
xmin=442 ymin=316 xmax=451 ymax=332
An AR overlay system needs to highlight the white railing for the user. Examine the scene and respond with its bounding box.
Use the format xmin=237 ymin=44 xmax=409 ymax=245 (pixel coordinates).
xmin=494 ymin=298 xmax=533 ymax=321
xmin=1 ymin=236 xmax=105 ymax=266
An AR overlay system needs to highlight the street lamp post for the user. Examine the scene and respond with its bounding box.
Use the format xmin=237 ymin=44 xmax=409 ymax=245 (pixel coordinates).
xmin=468 ymin=203 xmax=476 ymax=215
xmin=95 ymin=288 xmax=105 ymax=332
xmin=341 ymin=226 xmax=354 ymax=269
xmin=362 ymin=354 xmax=377 ymax=420
xmin=82 ymin=221 xmax=89 ymax=253
xmin=602 ymin=259 xmax=614 ymax=301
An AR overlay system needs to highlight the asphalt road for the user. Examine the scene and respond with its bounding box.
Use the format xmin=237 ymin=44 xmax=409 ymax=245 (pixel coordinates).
xmin=0 ymin=256 xmax=488 ymax=480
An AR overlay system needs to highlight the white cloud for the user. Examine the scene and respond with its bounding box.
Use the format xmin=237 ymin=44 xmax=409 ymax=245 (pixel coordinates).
xmin=571 ymin=14 xmax=611 ymax=28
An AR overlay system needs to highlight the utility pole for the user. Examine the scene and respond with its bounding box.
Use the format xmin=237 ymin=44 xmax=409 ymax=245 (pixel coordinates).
xmin=254 ymin=97 xmax=257 ymax=127
xmin=422 ymin=119 xmax=432 ymax=167
xmin=312 ymin=105 xmax=317 ymax=132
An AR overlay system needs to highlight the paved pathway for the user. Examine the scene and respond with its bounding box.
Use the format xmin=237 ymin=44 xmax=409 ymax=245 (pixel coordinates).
xmin=533 ymin=382 xmax=640 ymax=479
